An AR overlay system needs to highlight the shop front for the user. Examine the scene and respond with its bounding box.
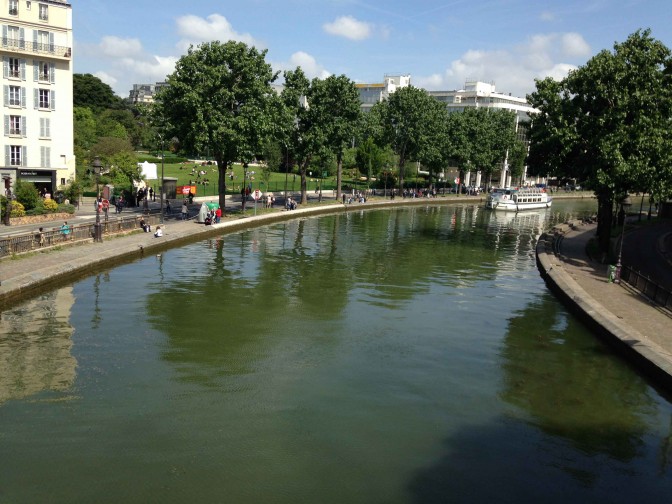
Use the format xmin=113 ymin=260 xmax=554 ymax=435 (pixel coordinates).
xmin=18 ymin=169 xmax=56 ymax=198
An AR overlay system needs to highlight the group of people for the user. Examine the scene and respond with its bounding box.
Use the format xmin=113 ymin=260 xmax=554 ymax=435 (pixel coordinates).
xmin=285 ymin=197 xmax=298 ymax=210
xmin=140 ymin=218 xmax=163 ymax=237
xmin=136 ymin=187 xmax=154 ymax=206
xmin=204 ymin=207 xmax=222 ymax=225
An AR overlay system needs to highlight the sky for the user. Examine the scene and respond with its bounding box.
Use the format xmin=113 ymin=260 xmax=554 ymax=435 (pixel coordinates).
xmin=72 ymin=0 xmax=672 ymax=100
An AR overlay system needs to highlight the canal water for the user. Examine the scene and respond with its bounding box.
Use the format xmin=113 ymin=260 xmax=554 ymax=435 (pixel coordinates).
xmin=1 ymin=200 xmax=671 ymax=503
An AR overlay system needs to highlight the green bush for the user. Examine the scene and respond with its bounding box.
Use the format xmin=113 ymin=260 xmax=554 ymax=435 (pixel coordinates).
xmin=14 ymin=180 xmax=40 ymax=210
xmin=58 ymin=203 xmax=76 ymax=214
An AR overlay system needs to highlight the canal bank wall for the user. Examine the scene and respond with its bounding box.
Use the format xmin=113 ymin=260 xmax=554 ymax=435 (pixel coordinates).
xmin=536 ymin=222 xmax=672 ymax=391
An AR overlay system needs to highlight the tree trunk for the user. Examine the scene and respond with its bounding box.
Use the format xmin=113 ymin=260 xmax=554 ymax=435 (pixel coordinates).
xmin=398 ymin=155 xmax=405 ymax=194
xmin=300 ymin=163 xmax=308 ymax=204
xmin=336 ymin=153 xmax=343 ymax=201
xmin=596 ymin=193 xmax=614 ymax=257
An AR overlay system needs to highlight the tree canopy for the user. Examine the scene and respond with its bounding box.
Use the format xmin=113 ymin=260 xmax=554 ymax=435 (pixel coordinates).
xmin=155 ymin=40 xmax=279 ymax=210
xmin=527 ymin=29 xmax=672 ymax=252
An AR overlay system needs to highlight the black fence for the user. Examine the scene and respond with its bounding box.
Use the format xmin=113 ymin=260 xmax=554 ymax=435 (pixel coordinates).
xmin=621 ymin=265 xmax=672 ymax=312
xmin=0 ymin=213 xmax=162 ymax=259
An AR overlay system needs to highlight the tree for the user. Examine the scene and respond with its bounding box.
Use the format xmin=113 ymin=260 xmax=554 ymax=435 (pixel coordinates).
xmin=375 ymin=86 xmax=441 ymax=192
xmin=416 ymin=99 xmax=448 ymax=188
xmin=73 ymin=73 xmax=124 ymax=111
xmin=308 ymin=75 xmax=361 ymax=200
xmin=528 ymin=29 xmax=672 ymax=253
xmin=156 ymin=41 xmax=278 ymax=211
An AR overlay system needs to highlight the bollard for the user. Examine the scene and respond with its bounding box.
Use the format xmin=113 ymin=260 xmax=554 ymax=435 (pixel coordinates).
xmin=608 ymin=265 xmax=617 ymax=283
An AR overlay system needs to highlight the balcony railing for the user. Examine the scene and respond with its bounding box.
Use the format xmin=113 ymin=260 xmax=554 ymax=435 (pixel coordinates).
xmin=1 ymin=38 xmax=71 ymax=58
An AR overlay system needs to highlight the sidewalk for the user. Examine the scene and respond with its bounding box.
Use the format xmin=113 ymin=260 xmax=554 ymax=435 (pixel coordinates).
xmin=537 ymin=221 xmax=672 ymax=390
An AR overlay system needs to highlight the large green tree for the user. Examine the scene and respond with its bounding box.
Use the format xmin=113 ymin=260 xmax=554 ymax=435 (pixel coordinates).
xmin=373 ymin=86 xmax=444 ymax=192
xmin=308 ymin=75 xmax=361 ymax=200
xmin=73 ymin=73 xmax=124 ymax=111
xmin=156 ymin=41 xmax=278 ymax=210
xmin=528 ymin=29 xmax=672 ymax=253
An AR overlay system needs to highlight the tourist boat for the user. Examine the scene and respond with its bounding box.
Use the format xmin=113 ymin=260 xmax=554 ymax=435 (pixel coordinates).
xmin=485 ymin=187 xmax=552 ymax=211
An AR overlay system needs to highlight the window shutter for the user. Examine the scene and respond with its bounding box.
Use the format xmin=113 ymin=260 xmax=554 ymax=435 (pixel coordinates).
xmin=44 ymin=117 xmax=50 ymax=137
xmin=20 ymin=58 xmax=25 ymax=80
xmin=2 ymin=26 xmax=7 ymax=47
xmin=33 ymin=60 xmax=37 ymax=81
xmin=2 ymin=57 xmax=7 ymax=79
xmin=21 ymin=116 xmax=26 ymax=137
xmin=33 ymin=88 xmax=38 ymax=109
xmin=22 ymin=145 xmax=27 ymax=166
xmin=46 ymin=147 xmax=51 ymax=167
xmin=4 ymin=145 xmax=9 ymax=166
xmin=21 ymin=86 xmax=25 ymax=108
xmin=49 ymin=32 xmax=54 ymax=52
xmin=50 ymin=89 xmax=55 ymax=110
xmin=32 ymin=29 xmax=36 ymax=50
xmin=3 ymin=85 xmax=7 ymax=107
xmin=19 ymin=27 xmax=24 ymax=49
xmin=3 ymin=115 xmax=8 ymax=136
xmin=49 ymin=62 xmax=55 ymax=83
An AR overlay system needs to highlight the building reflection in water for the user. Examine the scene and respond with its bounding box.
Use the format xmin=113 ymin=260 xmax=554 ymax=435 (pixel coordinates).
xmin=0 ymin=288 xmax=76 ymax=404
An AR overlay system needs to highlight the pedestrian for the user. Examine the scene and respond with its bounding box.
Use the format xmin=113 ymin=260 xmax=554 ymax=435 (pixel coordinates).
xmin=154 ymin=225 xmax=163 ymax=238
xmin=215 ymin=206 xmax=222 ymax=223
xmin=181 ymin=200 xmax=188 ymax=220
xmin=60 ymin=221 xmax=70 ymax=240
xmin=166 ymin=200 xmax=172 ymax=215
xmin=36 ymin=227 xmax=45 ymax=247
xmin=149 ymin=188 xmax=154 ymax=201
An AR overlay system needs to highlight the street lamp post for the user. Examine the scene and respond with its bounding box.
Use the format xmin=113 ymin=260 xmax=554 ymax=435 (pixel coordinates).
xmin=614 ymin=196 xmax=632 ymax=284
xmin=91 ymin=157 xmax=103 ymax=242
xmin=159 ymin=135 xmax=165 ymax=224
xmin=2 ymin=175 xmax=12 ymax=226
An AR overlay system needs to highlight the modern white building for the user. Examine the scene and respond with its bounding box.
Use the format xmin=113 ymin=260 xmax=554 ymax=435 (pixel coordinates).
xmin=428 ymin=81 xmax=541 ymax=188
xmin=1 ymin=0 xmax=74 ymax=197
xmin=356 ymin=74 xmax=411 ymax=113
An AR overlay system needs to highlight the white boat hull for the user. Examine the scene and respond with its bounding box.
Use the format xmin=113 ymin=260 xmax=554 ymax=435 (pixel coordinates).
xmin=485 ymin=188 xmax=552 ymax=211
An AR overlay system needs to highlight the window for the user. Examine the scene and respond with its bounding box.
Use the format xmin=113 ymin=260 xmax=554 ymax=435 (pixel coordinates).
xmin=9 ymin=115 xmax=21 ymax=135
xmin=26 ymin=1 xmax=31 ymax=11
xmin=9 ymin=0 xmax=18 ymax=15
xmin=9 ymin=145 xmax=22 ymax=166
xmin=8 ymin=85 xmax=22 ymax=106
xmin=39 ymin=117 xmax=50 ymax=137
xmin=8 ymin=57 xmax=20 ymax=78
xmin=37 ymin=61 xmax=49 ymax=81
xmin=41 ymin=146 xmax=50 ymax=167
xmin=38 ymin=3 xmax=48 ymax=21
xmin=38 ymin=88 xmax=50 ymax=108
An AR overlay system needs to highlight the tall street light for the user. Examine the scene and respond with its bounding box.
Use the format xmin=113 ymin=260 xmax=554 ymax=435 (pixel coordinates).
xmin=159 ymin=134 xmax=165 ymax=224
xmin=614 ymin=196 xmax=632 ymax=284
xmin=91 ymin=157 xmax=103 ymax=242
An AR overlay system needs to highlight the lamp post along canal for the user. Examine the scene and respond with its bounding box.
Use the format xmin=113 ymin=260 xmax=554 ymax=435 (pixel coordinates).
xmin=614 ymin=196 xmax=632 ymax=284
xmin=92 ymin=157 xmax=103 ymax=242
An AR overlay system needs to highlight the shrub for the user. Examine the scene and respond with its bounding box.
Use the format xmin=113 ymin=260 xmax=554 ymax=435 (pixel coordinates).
xmin=43 ymin=198 xmax=59 ymax=213
xmin=10 ymin=201 xmax=25 ymax=217
xmin=58 ymin=203 xmax=76 ymax=214
xmin=14 ymin=180 xmax=41 ymax=210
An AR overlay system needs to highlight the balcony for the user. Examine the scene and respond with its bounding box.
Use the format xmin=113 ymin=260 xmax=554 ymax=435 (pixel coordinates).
xmin=1 ymin=38 xmax=71 ymax=59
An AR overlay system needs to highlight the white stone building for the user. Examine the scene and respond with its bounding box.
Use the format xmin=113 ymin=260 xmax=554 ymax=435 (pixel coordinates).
xmin=1 ymin=0 xmax=74 ymax=197
xmin=356 ymin=74 xmax=411 ymax=113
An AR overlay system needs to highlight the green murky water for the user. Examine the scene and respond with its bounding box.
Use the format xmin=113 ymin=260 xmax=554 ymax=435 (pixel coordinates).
xmin=1 ymin=200 xmax=671 ymax=503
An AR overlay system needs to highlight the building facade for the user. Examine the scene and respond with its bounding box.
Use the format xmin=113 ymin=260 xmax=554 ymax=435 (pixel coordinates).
xmin=428 ymin=81 xmax=540 ymax=188
xmin=356 ymin=74 xmax=411 ymax=113
xmin=128 ymin=82 xmax=167 ymax=104
xmin=1 ymin=0 xmax=74 ymax=198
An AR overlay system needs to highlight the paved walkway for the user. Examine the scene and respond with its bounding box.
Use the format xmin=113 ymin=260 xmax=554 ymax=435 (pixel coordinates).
xmin=537 ymin=220 xmax=672 ymax=389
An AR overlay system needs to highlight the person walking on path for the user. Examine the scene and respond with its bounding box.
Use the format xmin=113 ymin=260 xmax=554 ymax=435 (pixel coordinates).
xmin=181 ymin=200 xmax=189 ymax=220
xmin=60 ymin=221 xmax=70 ymax=241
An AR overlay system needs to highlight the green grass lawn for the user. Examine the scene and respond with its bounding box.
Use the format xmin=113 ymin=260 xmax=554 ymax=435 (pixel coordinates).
xmin=137 ymin=156 xmax=378 ymax=197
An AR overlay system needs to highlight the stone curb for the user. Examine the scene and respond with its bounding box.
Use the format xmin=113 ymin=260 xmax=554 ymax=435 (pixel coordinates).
xmin=536 ymin=225 xmax=672 ymax=390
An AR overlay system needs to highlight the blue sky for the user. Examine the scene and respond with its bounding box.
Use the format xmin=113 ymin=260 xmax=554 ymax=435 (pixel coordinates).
xmin=72 ymin=0 xmax=672 ymax=99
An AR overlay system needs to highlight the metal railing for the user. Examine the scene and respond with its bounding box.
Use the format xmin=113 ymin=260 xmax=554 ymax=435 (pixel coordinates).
xmin=0 ymin=213 xmax=161 ymax=259
xmin=621 ymin=265 xmax=672 ymax=311
xmin=1 ymin=38 xmax=71 ymax=58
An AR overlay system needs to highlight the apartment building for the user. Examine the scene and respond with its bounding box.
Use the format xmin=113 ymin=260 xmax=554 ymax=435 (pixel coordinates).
xmin=1 ymin=0 xmax=74 ymax=198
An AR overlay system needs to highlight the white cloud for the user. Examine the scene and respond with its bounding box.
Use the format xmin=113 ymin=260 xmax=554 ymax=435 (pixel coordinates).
xmin=175 ymin=14 xmax=261 ymax=51
xmin=323 ymin=15 xmax=373 ymax=41
xmin=94 ymin=71 xmax=117 ymax=88
xmin=288 ymin=51 xmax=331 ymax=79
xmin=99 ymin=36 xmax=143 ymax=59
xmin=414 ymin=32 xmax=591 ymax=97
